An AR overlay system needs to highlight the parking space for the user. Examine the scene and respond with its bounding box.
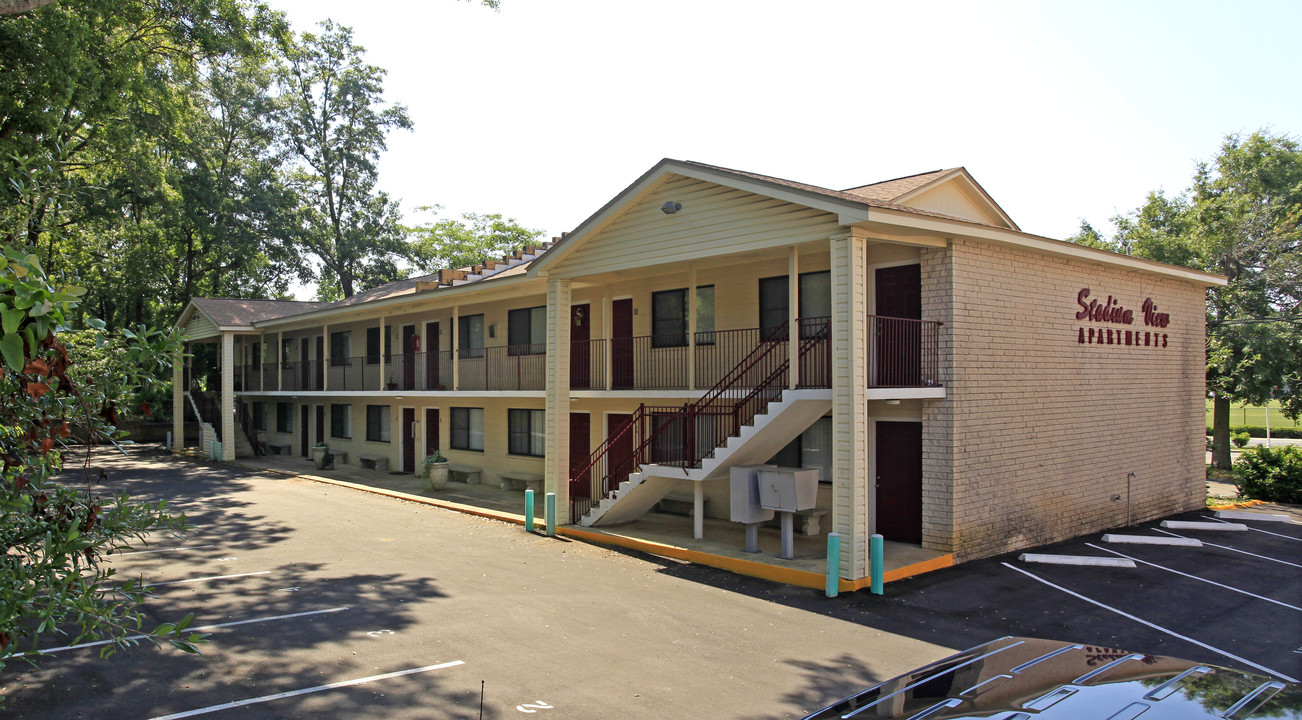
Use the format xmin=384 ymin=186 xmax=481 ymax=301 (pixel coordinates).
xmin=5 ymin=450 xmax=952 ymax=719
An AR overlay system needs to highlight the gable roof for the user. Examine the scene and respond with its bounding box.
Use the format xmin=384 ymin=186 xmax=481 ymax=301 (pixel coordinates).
xmin=842 ymin=167 xmax=1019 ymax=230
xmin=841 ymin=168 xmax=955 ymax=202
xmin=188 ymin=298 xmax=327 ymax=327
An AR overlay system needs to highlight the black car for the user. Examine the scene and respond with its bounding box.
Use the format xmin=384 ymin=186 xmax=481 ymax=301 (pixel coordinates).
xmin=802 ymin=636 xmax=1301 ymax=719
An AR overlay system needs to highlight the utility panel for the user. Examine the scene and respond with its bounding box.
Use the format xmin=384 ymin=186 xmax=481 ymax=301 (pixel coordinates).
xmin=757 ymin=468 xmax=818 ymax=513
xmin=729 ymin=465 xmax=776 ymax=524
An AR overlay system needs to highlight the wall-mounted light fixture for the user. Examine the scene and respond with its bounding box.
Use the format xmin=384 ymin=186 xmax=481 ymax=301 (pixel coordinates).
xmin=661 ymin=201 xmax=682 ymax=215
xmin=884 ymin=399 xmax=901 ymax=405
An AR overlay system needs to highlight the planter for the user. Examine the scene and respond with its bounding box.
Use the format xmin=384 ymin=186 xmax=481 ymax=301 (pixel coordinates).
xmin=312 ymin=446 xmax=329 ymax=470
xmin=424 ymin=461 xmax=450 ymax=491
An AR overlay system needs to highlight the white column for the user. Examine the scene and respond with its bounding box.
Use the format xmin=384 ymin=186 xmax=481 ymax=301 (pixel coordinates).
xmin=277 ymin=331 xmax=283 ymax=391
xmin=545 ymin=278 xmax=573 ymax=523
xmin=830 ymin=233 xmax=868 ymax=580
xmin=451 ymin=305 xmax=460 ymax=391
xmin=221 ymin=332 xmax=236 ymax=461
xmin=322 ymin=325 xmax=329 ymax=391
xmin=688 ymin=264 xmax=697 ymax=391
xmin=788 ymin=246 xmax=799 ymax=390
xmin=172 ymin=344 xmax=184 ymax=450
xmin=379 ymin=315 xmax=387 ymax=390
xmin=603 ymin=289 xmax=612 ymax=391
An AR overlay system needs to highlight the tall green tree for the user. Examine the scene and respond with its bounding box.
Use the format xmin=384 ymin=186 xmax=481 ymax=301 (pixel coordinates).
xmin=1071 ymin=131 xmax=1302 ymax=469
xmin=276 ymin=20 xmax=412 ymax=300
xmin=405 ymin=206 xmax=545 ymax=274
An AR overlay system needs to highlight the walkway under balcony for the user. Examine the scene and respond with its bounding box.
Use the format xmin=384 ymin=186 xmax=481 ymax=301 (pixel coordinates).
xmin=233 ymin=316 xmax=941 ymax=395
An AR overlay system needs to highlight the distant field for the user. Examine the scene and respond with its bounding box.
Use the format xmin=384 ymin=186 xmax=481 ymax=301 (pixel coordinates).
xmin=1205 ymin=399 xmax=1300 ymax=428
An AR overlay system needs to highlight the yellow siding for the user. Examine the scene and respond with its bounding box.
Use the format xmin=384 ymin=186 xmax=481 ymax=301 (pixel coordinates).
xmin=556 ymin=174 xmax=843 ymax=278
xmin=904 ymin=183 xmax=1002 ymax=226
xmin=182 ymin=312 xmax=219 ymax=341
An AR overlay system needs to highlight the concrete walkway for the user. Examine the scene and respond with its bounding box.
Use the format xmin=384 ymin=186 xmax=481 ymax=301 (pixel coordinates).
xmin=214 ymin=450 xmax=953 ymax=591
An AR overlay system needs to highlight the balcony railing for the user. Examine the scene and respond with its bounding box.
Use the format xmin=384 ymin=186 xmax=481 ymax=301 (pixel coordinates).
xmin=232 ymin=316 xmax=939 ymax=394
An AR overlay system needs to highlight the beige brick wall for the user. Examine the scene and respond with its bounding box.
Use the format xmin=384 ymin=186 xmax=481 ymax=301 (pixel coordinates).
xmin=933 ymin=239 xmax=1207 ymax=562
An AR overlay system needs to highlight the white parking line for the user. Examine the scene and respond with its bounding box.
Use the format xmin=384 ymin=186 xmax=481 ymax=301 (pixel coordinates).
xmin=113 ymin=545 xmax=217 ymax=557
xmin=1000 ymin=562 xmax=1298 ymax=682
xmin=1155 ymin=529 xmax=1302 ymax=568
xmin=146 ymin=660 xmax=466 ymax=719
xmin=1202 ymin=516 xmax=1302 ymax=542
xmin=34 ymin=607 xmax=350 ymax=655
xmin=147 ymin=571 xmax=272 ymax=587
xmin=1084 ymin=543 xmax=1302 ymax=612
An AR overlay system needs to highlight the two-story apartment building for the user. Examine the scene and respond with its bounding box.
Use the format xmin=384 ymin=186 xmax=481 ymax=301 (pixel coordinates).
xmin=173 ymin=159 xmax=1224 ymax=582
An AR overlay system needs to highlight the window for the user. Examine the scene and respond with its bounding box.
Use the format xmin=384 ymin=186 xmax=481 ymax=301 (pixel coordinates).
xmin=331 ymin=404 xmax=351 ymax=439
xmin=330 ymin=331 xmax=351 ymax=366
xmin=366 ymin=327 xmax=381 ymax=363
xmin=759 ymin=271 xmax=832 ymax=339
xmin=450 ymin=407 xmax=484 ymax=451
xmin=766 ymin=416 xmax=833 ymax=483
xmin=649 ymin=412 xmax=684 ymax=464
xmin=458 ymin=314 xmax=485 ymax=359
xmin=508 ymin=409 xmax=545 ymax=456
xmin=652 ymin=286 xmax=714 ymax=347
xmin=281 ymin=338 xmax=293 ymax=367
xmin=507 ymin=306 xmax=546 ymax=355
xmin=276 ymin=402 xmax=292 ymax=433
xmin=365 ymin=405 xmax=390 ymax=442
xmin=253 ymin=402 xmax=267 ymax=431
xmin=251 ymin=342 xmax=262 ymax=366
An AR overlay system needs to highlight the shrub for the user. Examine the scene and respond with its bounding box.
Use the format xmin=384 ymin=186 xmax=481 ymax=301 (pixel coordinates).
xmin=1232 ymin=431 xmax=1251 ymax=448
xmin=1206 ymin=426 xmax=1302 ymax=439
xmin=1234 ymin=445 xmax=1302 ymax=504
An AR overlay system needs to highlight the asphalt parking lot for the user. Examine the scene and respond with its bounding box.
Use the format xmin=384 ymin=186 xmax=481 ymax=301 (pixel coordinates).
xmin=4 ymin=449 xmax=1298 ymax=718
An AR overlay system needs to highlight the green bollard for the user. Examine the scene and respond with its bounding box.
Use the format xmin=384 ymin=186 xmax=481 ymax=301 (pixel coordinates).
xmin=870 ymin=533 xmax=884 ymax=595
xmin=525 ymin=489 xmax=535 ymax=532
xmin=545 ymin=492 xmax=556 ymax=538
xmin=825 ymin=532 xmax=841 ymax=598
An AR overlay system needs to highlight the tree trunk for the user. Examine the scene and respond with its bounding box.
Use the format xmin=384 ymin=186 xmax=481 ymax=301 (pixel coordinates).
xmin=1211 ymin=395 xmax=1232 ymax=470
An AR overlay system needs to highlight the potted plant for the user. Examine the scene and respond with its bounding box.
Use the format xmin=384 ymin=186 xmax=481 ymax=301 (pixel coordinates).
xmin=312 ymin=442 xmax=330 ymax=470
xmin=420 ymin=450 xmax=450 ymax=491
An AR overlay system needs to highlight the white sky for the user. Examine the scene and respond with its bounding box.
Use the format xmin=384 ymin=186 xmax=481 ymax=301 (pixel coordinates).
xmin=265 ymin=0 xmax=1300 ymax=298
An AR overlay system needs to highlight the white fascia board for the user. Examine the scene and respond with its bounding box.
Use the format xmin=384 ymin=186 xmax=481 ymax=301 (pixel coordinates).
xmin=671 ymin=163 xmax=871 ymax=223
xmin=857 ymin=210 xmax=1228 ymax=286
xmin=250 ymin=274 xmax=540 ymax=331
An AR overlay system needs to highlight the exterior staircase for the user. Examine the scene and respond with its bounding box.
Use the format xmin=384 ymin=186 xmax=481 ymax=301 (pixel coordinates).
xmin=571 ymin=318 xmax=832 ymax=527
xmin=580 ymin=391 xmax=831 ymax=526
xmin=185 ymin=389 xmax=259 ymax=458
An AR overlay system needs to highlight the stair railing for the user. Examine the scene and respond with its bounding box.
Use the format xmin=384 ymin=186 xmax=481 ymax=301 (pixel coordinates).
xmin=569 ymin=319 xmax=831 ymax=520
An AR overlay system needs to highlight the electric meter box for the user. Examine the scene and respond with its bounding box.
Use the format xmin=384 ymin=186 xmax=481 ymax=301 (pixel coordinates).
xmin=729 ymin=465 xmax=776 ymax=524
xmin=757 ymin=467 xmax=819 ymax=512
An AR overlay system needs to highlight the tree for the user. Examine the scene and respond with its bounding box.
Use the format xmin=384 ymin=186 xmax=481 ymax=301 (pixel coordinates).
xmin=405 ymin=206 xmax=545 ymax=274
xmin=1071 ymin=131 xmax=1302 ymax=469
xmin=277 ymin=20 xmax=413 ymax=299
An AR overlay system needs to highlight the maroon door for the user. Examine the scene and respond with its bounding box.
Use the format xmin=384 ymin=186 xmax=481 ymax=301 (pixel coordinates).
xmin=424 ymin=408 xmax=439 ymax=455
xmin=425 ymin=321 xmax=440 ymax=389
xmin=315 ymin=405 xmax=324 ymax=444
xmin=300 ymin=338 xmax=311 ymax=391
xmin=314 ymin=336 xmax=324 ymax=390
xmin=402 ymin=325 xmax=416 ymax=390
xmin=568 ymin=413 xmax=591 ymax=499
xmin=874 ymin=265 xmax=922 ymax=386
xmin=611 ymin=299 xmax=633 ymax=389
xmin=299 ymin=404 xmax=309 ymax=456
xmin=875 ymin=421 xmax=923 ymax=544
xmin=570 ymin=304 xmax=590 ymax=388
xmin=400 ymin=407 xmax=415 ymax=473
xmin=606 ymin=412 xmax=633 ymax=496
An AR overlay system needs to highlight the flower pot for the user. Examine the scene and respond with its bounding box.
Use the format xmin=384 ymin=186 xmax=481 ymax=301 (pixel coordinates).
xmin=312 ymin=446 xmax=328 ymax=470
xmin=424 ymin=461 xmax=450 ymax=491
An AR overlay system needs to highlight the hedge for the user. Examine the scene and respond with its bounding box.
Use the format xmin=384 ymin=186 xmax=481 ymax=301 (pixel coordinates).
xmin=1234 ymin=445 xmax=1302 ymax=503
xmin=1206 ymin=426 xmax=1302 ymax=440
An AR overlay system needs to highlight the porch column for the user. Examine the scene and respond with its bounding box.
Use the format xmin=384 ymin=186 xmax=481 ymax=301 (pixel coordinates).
xmin=221 ymin=331 xmax=236 ymax=461
xmin=451 ymin=306 xmax=460 ymax=391
xmin=688 ymin=264 xmax=697 ymax=391
xmin=603 ymin=289 xmax=612 ymax=391
xmin=379 ymin=315 xmax=387 ymax=391
xmin=544 ymin=277 xmax=573 ymax=523
xmin=829 ymin=232 xmax=869 ymax=580
xmin=789 ymin=246 xmax=799 ymax=389
xmin=258 ymin=333 xmax=265 ymax=391
xmin=171 ymin=344 xmax=184 ymax=450
xmin=277 ymin=332 xmax=283 ymax=391
xmin=322 ymin=325 xmax=329 ymax=391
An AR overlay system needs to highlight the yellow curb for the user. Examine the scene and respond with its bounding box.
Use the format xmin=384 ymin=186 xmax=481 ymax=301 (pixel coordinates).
xmin=184 ymin=454 xmax=955 ymax=593
xmin=1208 ymin=499 xmax=1266 ymax=511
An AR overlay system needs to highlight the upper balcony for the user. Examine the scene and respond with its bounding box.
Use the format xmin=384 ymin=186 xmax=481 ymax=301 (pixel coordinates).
xmin=234 ymin=315 xmax=941 ymax=395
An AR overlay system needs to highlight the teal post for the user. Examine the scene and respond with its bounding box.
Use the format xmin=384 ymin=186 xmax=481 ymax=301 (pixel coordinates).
xmin=870 ymin=533 xmax=884 ymax=595
xmin=208 ymin=441 xmax=215 ymax=461
xmin=825 ymin=532 xmax=841 ymax=598
xmin=166 ymin=431 xmax=172 ymax=451
xmin=545 ymin=492 xmax=556 ymax=538
xmin=216 ymin=441 xmax=222 ymax=461
xmin=525 ymin=489 xmax=535 ymax=532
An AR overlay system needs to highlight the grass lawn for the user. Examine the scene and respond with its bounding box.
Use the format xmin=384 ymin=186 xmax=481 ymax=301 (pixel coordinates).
xmin=1205 ymin=399 xmax=1300 ymax=428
